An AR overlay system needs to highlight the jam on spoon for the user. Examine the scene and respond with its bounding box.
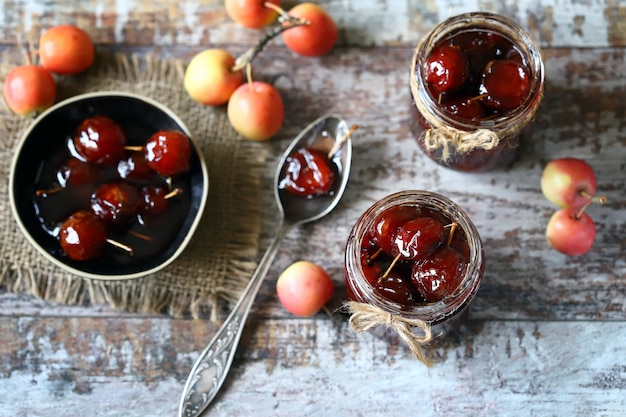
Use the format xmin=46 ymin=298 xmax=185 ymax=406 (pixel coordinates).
xmin=279 ymin=124 xmax=357 ymax=197
xmin=179 ymin=115 xmax=354 ymax=417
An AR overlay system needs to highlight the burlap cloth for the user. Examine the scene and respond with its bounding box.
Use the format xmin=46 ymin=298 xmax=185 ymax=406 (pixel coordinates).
xmin=0 ymin=51 xmax=266 ymax=319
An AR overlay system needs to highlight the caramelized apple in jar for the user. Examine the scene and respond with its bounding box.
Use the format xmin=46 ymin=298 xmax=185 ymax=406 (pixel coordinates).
xmin=409 ymin=12 xmax=544 ymax=172
xmin=344 ymin=191 xmax=484 ymax=362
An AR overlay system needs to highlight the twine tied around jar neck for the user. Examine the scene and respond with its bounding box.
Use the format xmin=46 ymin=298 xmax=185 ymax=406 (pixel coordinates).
xmin=345 ymin=300 xmax=433 ymax=366
xmin=409 ymin=39 xmax=533 ymax=162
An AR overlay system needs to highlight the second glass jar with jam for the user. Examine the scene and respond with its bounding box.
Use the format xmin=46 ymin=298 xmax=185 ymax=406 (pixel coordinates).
xmin=409 ymin=12 xmax=545 ymax=172
xmin=344 ymin=191 xmax=484 ymax=347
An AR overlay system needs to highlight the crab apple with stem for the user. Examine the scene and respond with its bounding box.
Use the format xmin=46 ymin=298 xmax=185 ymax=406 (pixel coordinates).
xmin=59 ymin=210 xmax=134 ymax=260
xmin=35 ymin=158 xmax=101 ymax=197
xmin=139 ymin=185 xmax=182 ymax=219
xmin=368 ymin=206 xmax=421 ymax=256
xmin=276 ymin=260 xmax=335 ymax=317
xmin=281 ymin=147 xmax=335 ymax=196
xmin=378 ymin=217 xmax=457 ymax=283
xmin=280 ymin=125 xmax=357 ymax=197
xmin=73 ymin=115 xmax=127 ymax=166
xmin=3 ymin=65 xmax=56 ymax=116
xmin=227 ymin=80 xmax=284 ymax=141
xmin=411 ymin=246 xmax=467 ymax=302
xmin=225 ymin=0 xmax=281 ymax=29
xmin=39 ymin=25 xmax=95 ymax=75
xmin=546 ymin=203 xmax=596 ymax=256
xmin=478 ymin=59 xmax=530 ymax=111
xmin=184 ymin=49 xmax=244 ymax=106
xmin=281 ymin=3 xmax=338 ymax=57
xmin=541 ymin=157 xmax=606 ymax=209
xmin=91 ymin=182 xmax=141 ymax=224
xmin=425 ymin=42 xmax=470 ymax=95
xmin=375 ymin=269 xmax=421 ymax=305
xmin=143 ymin=130 xmax=191 ymax=176
xmin=117 ymin=151 xmax=157 ymax=183
xmin=59 ymin=210 xmax=108 ymax=261
xmin=392 ymin=217 xmax=446 ymax=260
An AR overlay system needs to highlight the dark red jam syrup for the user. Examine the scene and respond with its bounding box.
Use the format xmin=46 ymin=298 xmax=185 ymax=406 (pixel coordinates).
xmin=33 ymin=115 xmax=193 ymax=263
xmin=349 ymin=205 xmax=470 ymax=307
xmin=278 ymin=147 xmax=339 ymax=198
xmin=422 ymin=29 xmax=531 ymax=120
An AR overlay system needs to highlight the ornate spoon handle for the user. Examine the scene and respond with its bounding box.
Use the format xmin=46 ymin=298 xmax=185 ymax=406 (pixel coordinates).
xmin=178 ymin=220 xmax=290 ymax=417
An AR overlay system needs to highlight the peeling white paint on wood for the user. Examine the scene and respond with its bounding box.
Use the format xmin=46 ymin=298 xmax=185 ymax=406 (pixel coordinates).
xmin=0 ymin=0 xmax=624 ymax=47
xmin=2 ymin=318 xmax=626 ymax=416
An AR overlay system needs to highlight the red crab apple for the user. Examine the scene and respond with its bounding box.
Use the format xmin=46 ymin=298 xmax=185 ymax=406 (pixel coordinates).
xmin=225 ymin=0 xmax=281 ymax=29
xmin=276 ymin=261 xmax=334 ymax=317
xmin=541 ymin=157 xmax=602 ymax=208
xmin=59 ymin=210 xmax=108 ymax=261
xmin=425 ymin=43 xmax=470 ymax=95
xmin=227 ymin=81 xmax=284 ymax=141
xmin=281 ymin=3 xmax=338 ymax=57
xmin=478 ymin=59 xmax=530 ymax=111
xmin=546 ymin=207 xmax=596 ymax=256
xmin=184 ymin=49 xmax=244 ymax=106
xmin=3 ymin=65 xmax=56 ymax=116
xmin=39 ymin=25 xmax=95 ymax=75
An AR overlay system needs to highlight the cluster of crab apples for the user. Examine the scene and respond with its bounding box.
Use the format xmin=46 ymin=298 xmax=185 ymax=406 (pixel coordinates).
xmin=37 ymin=114 xmax=192 ymax=262
xmin=541 ymin=157 xmax=607 ymax=256
xmin=183 ymin=1 xmax=338 ymax=142
xmin=3 ymin=25 xmax=95 ymax=117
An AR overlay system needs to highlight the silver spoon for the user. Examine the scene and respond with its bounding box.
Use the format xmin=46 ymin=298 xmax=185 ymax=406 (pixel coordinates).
xmin=178 ymin=115 xmax=354 ymax=417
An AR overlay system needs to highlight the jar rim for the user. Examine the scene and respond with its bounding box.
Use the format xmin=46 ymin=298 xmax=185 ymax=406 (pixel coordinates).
xmin=412 ymin=11 xmax=545 ymax=132
xmin=345 ymin=190 xmax=484 ymax=324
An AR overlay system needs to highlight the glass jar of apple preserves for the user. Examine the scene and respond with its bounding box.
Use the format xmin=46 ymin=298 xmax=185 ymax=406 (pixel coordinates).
xmin=344 ymin=190 xmax=484 ymax=364
xmin=409 ymin=12 xmax=545 ymax=172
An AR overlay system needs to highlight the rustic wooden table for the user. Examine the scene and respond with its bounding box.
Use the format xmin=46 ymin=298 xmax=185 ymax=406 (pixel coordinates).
xmin=1 ymin=1 xmax=625 ymax=416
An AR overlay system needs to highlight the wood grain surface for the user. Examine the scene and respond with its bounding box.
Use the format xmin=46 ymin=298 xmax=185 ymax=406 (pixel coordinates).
xmin=1 ymin=1 xmax=625 ymax=416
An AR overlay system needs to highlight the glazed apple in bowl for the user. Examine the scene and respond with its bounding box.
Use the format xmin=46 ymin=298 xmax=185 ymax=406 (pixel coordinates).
xmin=9 ymin=91 xmax=209 ymax=280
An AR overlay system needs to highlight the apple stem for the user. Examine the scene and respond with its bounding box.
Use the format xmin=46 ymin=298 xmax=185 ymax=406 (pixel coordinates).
xmin=445 ymin=221 xmax=459 ymax=247
xmin=378 ymin=253 xmax=402 ymax=283
xmin=575 ymin=201 xmax=590 ymax=220
xmin=17 ymin=32 xmax=33 ymax=66
xmin=124 ymin=145 xmax=143 ymax=152
xmin=231 ymin=16 xmax=309 ymax=72
xmin=35 ymin=186 xmax=62 ymax=197
xmin=106 ymin=238 xmax=134 ymax=256
xmin=367 ymin=247 xmax=383 ymax=265
xmin=245 ymin=63 xmax=253 ymax=86
xmin=469 ymin=93 xmax=488 ymax=102
xmin=128 ymin=230 xmax=153 ymax=242
xmin=263 ymin=2 xmax=290 ymax=20
xmin=327 ymin=124 xmax=358 ymax=159
xmin=580 ymin=190 xmax=607 ymax=205
xmin=164 ymin=187 xmax=183 ymax=200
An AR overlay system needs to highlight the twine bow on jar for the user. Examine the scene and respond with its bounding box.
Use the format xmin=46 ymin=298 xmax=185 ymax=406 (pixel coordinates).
xmin=345 ymin=301 xmax=434 ymax=366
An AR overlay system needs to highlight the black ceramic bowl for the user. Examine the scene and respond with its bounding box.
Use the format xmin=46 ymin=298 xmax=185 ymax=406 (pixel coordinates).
xmin=9 ymin=92 xmax=209 ymax=280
